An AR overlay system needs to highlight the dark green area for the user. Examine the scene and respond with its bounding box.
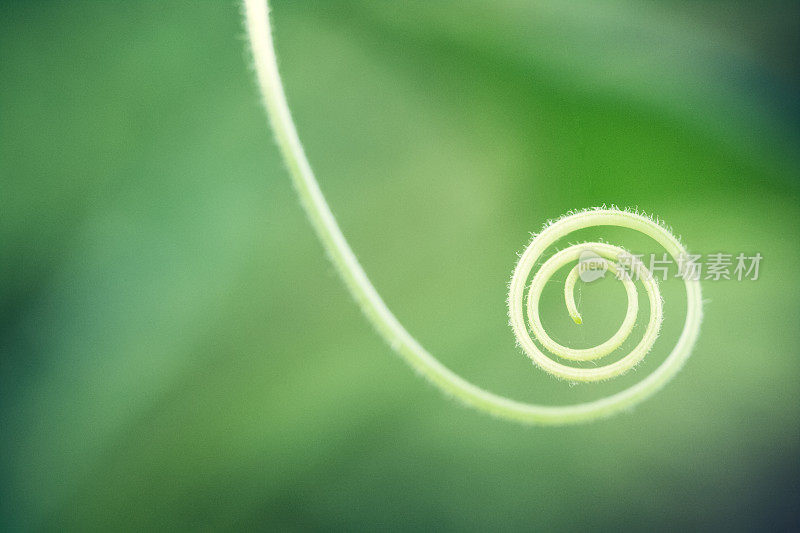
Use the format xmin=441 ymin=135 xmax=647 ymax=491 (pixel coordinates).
xmin=2 ymin=1 xmax=799 ymax=530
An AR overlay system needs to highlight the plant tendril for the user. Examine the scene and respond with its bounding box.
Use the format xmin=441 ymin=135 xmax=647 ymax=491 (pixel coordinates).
xmin=243 ymin=0 xmax=703 ymax=424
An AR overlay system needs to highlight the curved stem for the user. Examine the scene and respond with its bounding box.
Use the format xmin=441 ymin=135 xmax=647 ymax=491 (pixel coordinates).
xmin=243 ymin=0 xmax=703 ymax=424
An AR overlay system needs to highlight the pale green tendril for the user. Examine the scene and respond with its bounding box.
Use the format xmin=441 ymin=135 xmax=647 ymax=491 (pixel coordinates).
xmin=244 ymin=0 xmax=703 ymax=424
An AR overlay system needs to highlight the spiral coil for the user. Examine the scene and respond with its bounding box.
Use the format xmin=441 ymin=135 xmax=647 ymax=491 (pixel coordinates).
xmin=509 ymin=209 xmax=699 ymax=389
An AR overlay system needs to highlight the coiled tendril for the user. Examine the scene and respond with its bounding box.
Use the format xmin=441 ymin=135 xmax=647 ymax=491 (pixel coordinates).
xmin=509 ymin=209 xmax=668 ymax=383
xmin=244 ymin=0 xmax=703 ymax=424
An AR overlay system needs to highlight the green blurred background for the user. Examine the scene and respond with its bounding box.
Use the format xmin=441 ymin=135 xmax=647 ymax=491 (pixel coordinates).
xmin=2 ymin=1 xmax=799 ymax=530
